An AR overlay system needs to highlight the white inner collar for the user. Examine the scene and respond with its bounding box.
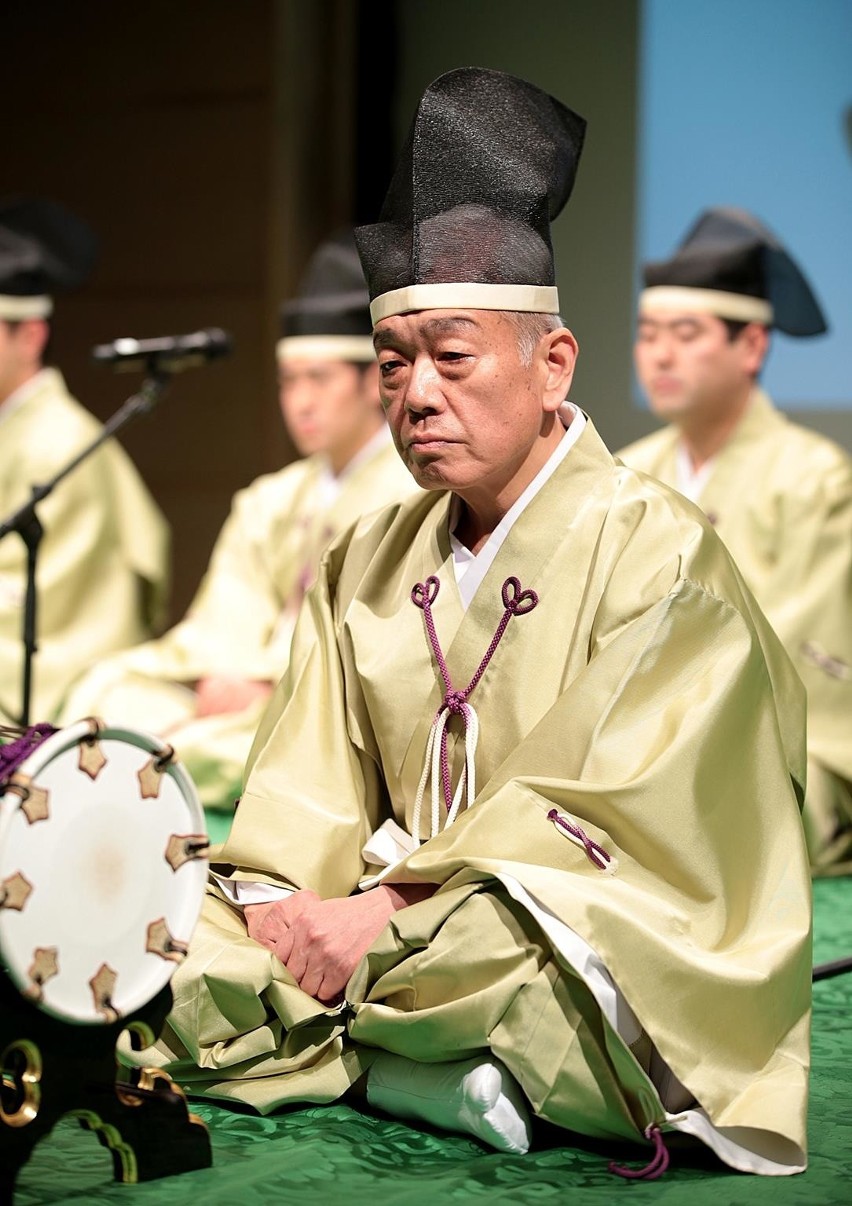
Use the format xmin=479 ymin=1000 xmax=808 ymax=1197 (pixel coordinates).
xmin=674 ymin=441 xmax=715 ymax=504
xmin=0 ymin=368 xmax=51 ymax=427
xmin=315 ymin=422 xmax=393 ymax=504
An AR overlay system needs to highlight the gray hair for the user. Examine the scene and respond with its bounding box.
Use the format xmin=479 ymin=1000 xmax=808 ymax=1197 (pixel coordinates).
xmin=501 ymin=311 xmax=564 ymax=366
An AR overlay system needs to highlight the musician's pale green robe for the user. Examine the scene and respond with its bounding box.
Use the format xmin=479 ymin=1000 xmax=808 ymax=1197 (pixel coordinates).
xmin=60 ymin=433 xmax=417 ymax=809
xmin=619 ymin=389 xmax=852 ymax=872
xmin=149 ymin=416 xmax=811 ymax=1175
xmin=0 ymin=369 xmax=168 ymax=725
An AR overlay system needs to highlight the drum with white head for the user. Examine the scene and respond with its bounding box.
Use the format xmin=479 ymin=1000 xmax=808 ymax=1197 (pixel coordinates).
xmin=0 ymin=720 xmax=208 ymax=1025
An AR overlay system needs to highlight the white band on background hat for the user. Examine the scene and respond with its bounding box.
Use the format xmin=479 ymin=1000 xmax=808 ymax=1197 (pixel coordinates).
xmin=0 ymin=294 xmax=54 ymax=320
xmin=276 ymin=334 xmax=376 ymax=364
xmin=640 ymin=286 xmax=773 ymax=326
xmin=370 ymin=282 xmax=560 ymax=325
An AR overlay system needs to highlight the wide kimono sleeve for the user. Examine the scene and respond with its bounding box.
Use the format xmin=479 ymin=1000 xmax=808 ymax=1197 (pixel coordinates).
xmin=132 ymin=476 xmax=296 ymax=685
xmin=754 ymin=450 xmax=852 ymax=782
xmin=212 ymin=516 xmax=392 ymax=896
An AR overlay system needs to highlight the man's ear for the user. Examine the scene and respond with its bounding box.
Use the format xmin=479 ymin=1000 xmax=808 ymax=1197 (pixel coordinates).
xmin=739 ymin=323 xmax=770 ymax=377
xmin=539 ymin=327 xmax=579 ymax=413
xmin=17 ymin=318 xmax=50 ymax=368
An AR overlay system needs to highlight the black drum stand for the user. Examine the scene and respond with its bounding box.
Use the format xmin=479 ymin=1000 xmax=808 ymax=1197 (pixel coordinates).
xmin=0 ymin=971 xmax=210 ymax=1203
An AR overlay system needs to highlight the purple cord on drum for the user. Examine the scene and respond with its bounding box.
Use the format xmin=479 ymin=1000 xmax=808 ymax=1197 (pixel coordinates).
xmin=0 ymin=723 xmax=57 ymax=785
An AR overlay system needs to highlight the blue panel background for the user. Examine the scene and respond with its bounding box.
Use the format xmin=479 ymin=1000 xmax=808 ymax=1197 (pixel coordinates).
xmin=638 ymin=0 xmax=852 ymax=408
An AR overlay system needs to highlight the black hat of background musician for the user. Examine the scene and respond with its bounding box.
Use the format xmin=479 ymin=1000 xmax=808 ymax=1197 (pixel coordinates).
xmin=277 ymin=230 xmax=374 ymax=363
xmin=354 ymin=67 xmax=587 ymax=325
xmin=641 ymin=207 xmax=828 ymax=337
xmin=0 ymin=197 xmax=98 ymax=320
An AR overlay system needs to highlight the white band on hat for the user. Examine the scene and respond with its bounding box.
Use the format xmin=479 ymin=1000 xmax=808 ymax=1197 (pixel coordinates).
xmin=0 ymin=294 xmax=54 ymax=321
xmin=276 ymin=334 xmax=376 ymax=364
xmin=370 ymin=282 xmax=560 ymax=324
xmin=640 ymin=286 xmax=773 ymax=326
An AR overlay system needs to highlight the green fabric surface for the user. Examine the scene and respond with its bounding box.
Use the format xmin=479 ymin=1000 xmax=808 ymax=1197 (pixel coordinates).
xmin=11 ymin=879 xmax=852 ymax=1204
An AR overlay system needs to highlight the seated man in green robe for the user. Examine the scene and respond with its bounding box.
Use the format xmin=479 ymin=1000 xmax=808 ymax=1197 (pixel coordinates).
xmin=60 ymin=232 xmax=417 ymax=812
xmin=136 ymin=69 xmax=812 ymax=1179
xmin=618 ymin=208 xmax=852 ymax=874
xmin=0 ymin=197 xmax=169 ymax=726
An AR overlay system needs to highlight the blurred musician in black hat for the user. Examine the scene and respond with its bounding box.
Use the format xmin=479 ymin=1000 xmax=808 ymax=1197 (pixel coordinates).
xmin=60 ymin=230 xmax=417 ymax=811
xmin=0 ymin=197 xmax=168 ymax=725
xmin=621 ymin=207 xmax=852 ymax=873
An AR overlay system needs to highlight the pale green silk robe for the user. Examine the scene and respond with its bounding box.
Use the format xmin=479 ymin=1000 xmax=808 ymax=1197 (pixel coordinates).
xmin=151 ymin=416 xmax=811 ymax=1175
xmin=60 ymin=437 xmax=417 ymax=809
xmin=618 ymin=389 xmax=852 ymax=872
xmin=0 ymin=369 xmax=168 ymax=725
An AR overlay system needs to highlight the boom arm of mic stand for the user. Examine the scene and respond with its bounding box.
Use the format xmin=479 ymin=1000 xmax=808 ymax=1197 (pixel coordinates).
xmin=0 ymin=369 xmax=172 ymax=727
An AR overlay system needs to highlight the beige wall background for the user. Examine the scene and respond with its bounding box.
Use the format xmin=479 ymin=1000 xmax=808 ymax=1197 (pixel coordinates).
xmin=4 ymin=0 xmax=850 ymax=619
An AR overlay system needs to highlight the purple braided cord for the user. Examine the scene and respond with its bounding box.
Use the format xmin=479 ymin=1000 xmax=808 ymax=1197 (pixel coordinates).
xmin=609 ymin=1124 xmax=670 ymax=1180
xmin=546 ymin=808 xmax=612 ymax=871
xmin=465 ymin=577 xmax=538 ymax=693
xmin=0 ymin=723 xmax=58 ymax=786
xmin=411 ymin=575 xmax=539 ymax=813
xmin=411 ymin=577 xmax=453 ymax=694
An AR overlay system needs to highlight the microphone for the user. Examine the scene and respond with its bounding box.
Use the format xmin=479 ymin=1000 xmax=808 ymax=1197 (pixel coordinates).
xmin=92 ymin=327 xmax=232 ymax=372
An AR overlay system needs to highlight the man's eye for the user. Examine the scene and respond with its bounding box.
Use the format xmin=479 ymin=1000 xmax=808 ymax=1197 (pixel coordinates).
xmin=379 ymin=359 xmax=402 ymax=377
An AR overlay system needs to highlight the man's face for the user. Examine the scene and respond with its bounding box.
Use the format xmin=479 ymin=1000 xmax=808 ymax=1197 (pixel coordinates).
xmin=0 ymin=321 xmax=34 ymax=405
xmin=372 ymin=309 xmax=559 ymax=497
xmin=278 ymin=358 xmax=381 ymax=467
xmin=633 ymin=309 xmax=760 ymax=424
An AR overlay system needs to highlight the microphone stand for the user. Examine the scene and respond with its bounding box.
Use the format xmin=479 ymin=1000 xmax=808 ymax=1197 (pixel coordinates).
xmin=0 ymin=366 xmax=172 ymax=728
xmin=813 ymin=955 xmax=852 ymax=982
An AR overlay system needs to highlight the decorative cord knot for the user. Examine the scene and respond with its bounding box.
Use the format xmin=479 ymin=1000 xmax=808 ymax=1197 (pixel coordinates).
xmin=547 ymin=808 xmax=614 ymax=872
xmin=608 ymin=1123 xmax=670 ymax=1180
xmin=410 ymin=574 xmax=539 ymax=842
xmin=411 ymin=576 xmax=440 ymax=609
xmin=443 ymin=689 xmax=468 ymax=715
xmin=501 ymin=575 xmax=538 ymax=615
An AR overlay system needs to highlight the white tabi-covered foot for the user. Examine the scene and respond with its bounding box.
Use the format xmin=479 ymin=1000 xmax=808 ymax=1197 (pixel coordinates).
xmin=366 ymin=1052 xmax=532 ymax=1154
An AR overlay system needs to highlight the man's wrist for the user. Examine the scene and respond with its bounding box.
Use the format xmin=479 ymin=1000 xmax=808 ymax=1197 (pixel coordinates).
xmin=377 ymin=882 xmax=437 ymax=912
